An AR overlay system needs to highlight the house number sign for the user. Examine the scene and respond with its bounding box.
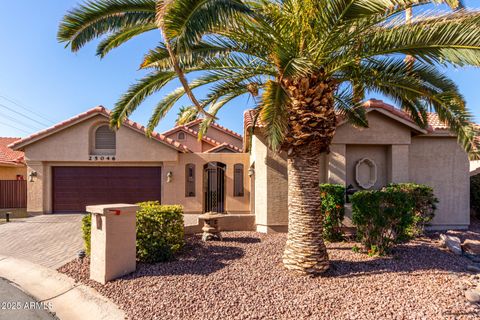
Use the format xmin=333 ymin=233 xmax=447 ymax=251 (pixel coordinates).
xmin=89 ymin=155 xmax=116 ymax=161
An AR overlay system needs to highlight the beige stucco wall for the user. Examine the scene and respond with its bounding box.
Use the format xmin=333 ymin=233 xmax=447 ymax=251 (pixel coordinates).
xmin=0 ymin=165 xmax=26 ymax=180
xmin=346 ymin=145 xmax=388 ymax=190
xmin=409 ymin=136 xmax=470 ymax=229
xmin=251 ymin=133 xmax=288 ymax=233
xmin=252 ymin=109 xmax=470 ymax=232
xmin=333 ymin=111 xmax=412 ymax=145
xmin=161 ymin=152 xmax=250 ymax=214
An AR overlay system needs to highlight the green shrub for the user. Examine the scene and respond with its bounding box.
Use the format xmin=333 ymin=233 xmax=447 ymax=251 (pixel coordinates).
xmin=387 ymin=183 xmax=438 ymax=236
xmin=471 ymin=174 xmax=480 ymax=218
xmin=319 ymin=184 xmax=345 ymax=242
xmin=81 ymin=214 xmax=92 ymax=256
xmin=80 ymin=202 xmax=184 ymax=263
xmin=351 ymin=189 xmax=414 ymax=255
xmin=136 ymin=202 xmax=184 ymax=263
xmin=351 ymin=183 xmax=437 ymax=255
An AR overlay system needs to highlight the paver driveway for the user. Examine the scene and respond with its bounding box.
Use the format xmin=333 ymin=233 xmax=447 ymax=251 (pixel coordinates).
xmin=0 ymin=214 xmax=83 ymax=269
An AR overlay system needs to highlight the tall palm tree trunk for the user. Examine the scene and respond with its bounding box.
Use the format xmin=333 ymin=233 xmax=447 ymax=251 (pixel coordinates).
xmin=281 ymin=74 xmax=336 ymax=275
xmin=283 ymin=143 xmax=330 ymax=274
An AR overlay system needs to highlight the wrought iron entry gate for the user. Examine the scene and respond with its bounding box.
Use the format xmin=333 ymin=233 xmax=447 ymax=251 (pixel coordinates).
xmin=203 ymin=162 xmax=226 ymax=213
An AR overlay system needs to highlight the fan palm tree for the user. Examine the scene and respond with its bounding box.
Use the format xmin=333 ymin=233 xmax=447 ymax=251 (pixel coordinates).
xmin=59 ymin=0 xmax=480 ymax=275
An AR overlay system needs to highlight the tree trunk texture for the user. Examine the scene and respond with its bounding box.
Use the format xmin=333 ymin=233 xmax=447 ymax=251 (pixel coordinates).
xmin=281 ymin=74 xmax=337 ymax=275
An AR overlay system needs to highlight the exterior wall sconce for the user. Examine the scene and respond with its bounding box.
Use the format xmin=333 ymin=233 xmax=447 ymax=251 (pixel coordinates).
xmin=166 ymin=171 xmax=173 ymax=183
xmin=28 ymin=171 xmax=38 ymax=182
xmin=248 ymin=167 xmax=255 ymax=177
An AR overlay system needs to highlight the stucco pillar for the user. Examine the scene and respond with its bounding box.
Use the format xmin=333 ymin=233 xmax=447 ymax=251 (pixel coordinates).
xmin=25 ymin=161 xmax=45 ymax=214
xmin=161 ymin=161 xmax=178 ymax=205
xmin=328 ymin=144 xmax=346 ymax=185
xmin=388 ymin=145 xmax=409 ymax=183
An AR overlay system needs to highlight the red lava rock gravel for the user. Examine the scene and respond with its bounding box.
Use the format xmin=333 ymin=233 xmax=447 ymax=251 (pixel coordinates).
xmin=59 ymin=232 xmax=480 ymax=320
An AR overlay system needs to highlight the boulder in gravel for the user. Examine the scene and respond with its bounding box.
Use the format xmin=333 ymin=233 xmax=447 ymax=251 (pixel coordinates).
xmin=440 ymin=234 xmax=462 ymax=255
xmin=462 ymin=239 xmax=480 ymax=256
xmin=465 ymin=289 xmax=480 ymax=304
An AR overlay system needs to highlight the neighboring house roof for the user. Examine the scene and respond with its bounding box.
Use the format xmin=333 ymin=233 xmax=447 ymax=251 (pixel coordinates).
xmin=0 ymin=137 xmax=25 ymax=166
xmin=9 ymin=106 xmax=190 ymax=153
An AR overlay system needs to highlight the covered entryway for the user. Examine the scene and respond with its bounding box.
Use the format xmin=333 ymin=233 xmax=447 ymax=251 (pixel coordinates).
xmin=203 ymin=162 xmax=226 ymax=213
xmin=52 ymin=167 xmax=161 ymax=213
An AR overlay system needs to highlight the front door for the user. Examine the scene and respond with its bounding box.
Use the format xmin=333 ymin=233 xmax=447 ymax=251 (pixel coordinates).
xmin=203 ymin=162 xmax=226 ymax=213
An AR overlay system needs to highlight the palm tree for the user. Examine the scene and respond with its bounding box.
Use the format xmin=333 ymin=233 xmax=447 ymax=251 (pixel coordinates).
xmin=58 ymin=0 xmax=480 ymax=275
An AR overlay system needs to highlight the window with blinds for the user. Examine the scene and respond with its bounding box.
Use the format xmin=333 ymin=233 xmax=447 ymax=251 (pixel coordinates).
xmin=185 ymin=163 xmax=195 ymax=197
xmin=95 ymin=125 xmax=116 ymax=150
xmin=234 ymin=164 xmax=244 ymax=197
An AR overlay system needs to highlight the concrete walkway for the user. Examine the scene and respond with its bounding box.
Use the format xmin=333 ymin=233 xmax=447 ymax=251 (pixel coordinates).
xmin=0 ymin=255 xmax=125 ymax=320
xmin=0 ymin=214 xmax=83 ymax=269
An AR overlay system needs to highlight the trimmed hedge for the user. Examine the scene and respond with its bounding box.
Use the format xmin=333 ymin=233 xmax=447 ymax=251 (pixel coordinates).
xmin=351 ymin=183 xmax=437 ymax=255
xmin=387 ymin=183 xmax=437 ymax=237
xmin=81 ymin=202 xmax=184 ymax=263
xmin=471 ymin=174 xmax=480 ymax=218
xmin=136 ymin=202 xmax=184 ymax=263
xmin=319 ymin=184 xmax=345 ymax=242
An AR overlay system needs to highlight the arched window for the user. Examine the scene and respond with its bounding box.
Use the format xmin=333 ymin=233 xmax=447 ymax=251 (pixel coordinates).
xmin=234 ymin=164 xmax=244 ymax=197
xmin=185 ymin=163 xmax=195 ymax=197
xmin=95 ymin=125 xmax=116 ymax=150
xmin=177 ymin=131 xmax=186 ymax=141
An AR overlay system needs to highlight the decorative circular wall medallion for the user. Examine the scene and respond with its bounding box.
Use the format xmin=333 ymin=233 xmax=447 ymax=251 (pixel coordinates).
xmin=355 ymin=158 xmax=377 ymax=189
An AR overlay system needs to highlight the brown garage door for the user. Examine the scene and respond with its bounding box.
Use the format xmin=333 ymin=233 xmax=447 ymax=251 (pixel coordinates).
xmin=52 ymin=167 xmax=162 ymax=213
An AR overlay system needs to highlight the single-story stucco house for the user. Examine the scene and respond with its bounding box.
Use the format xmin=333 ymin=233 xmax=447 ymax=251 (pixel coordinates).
xmin=8 ymin=99 xmax=471 ymax=231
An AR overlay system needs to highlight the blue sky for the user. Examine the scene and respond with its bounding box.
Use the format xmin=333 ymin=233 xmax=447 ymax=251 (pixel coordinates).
xmin=0 ymin=1 xmax=479 ymax=138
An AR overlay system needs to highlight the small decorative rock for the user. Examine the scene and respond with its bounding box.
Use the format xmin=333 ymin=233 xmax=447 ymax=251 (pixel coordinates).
xmin=462 ymin=239 xmax=480 ymax=256
xmin=440 ymin=234 xmax=462 ymax=255
xmin=465 ymin=289 xmax=480 ymax=304
xmin=198 ymin=213 xmax=225 ymax=241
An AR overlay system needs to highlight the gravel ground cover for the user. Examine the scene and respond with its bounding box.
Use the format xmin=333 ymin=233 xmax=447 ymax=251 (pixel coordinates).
xmin=59 ymin=228 xmax=480 ymax=320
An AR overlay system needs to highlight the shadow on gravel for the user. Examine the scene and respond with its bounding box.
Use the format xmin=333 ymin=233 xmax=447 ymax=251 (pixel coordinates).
xmin=222 ymin=236 xmax=261 ymax=244
xmin=326 ymin=242 xmax=469 ymax=278
xmin=125 ymin=242 xmax=245 ymax=279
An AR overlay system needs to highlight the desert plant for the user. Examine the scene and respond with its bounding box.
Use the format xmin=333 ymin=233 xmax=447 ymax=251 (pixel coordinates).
xmin=81 ymin=213 xmax=92 ymax=256
xmin=136 ymin=202 xmax=185 ymax=263
xmin=351 ymin=189 xmax=415 ymax=255
xmin=320 ymin=184 xmax=345 ymax=242
xmin=387 ymin=183 xmax=438 ymax=236
xmin=59 ymin=0 xmax=480 ymax=275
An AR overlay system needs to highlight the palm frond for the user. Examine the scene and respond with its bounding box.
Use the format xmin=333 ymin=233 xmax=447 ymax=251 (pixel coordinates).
xmin=175 ymin=106 xmax=198 ymax=125
xmin=97 ymin=23 xmax=157 ymax=57
xmin=259 ymin=80 xmax=289 ymax=151
xmin=58 ymin=0 xmax=156 ymax=51
xmin=110 ymin=70 xmax=176 ymax=127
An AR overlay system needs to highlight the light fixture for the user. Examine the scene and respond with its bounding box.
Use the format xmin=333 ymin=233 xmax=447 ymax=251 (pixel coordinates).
xmin=166 ymin=171 xmax=173 ymax=183
xmin=28 ymin=171 xmax=37 ymax=182
xmin=248 ymin=167 xmax=255 ymax=177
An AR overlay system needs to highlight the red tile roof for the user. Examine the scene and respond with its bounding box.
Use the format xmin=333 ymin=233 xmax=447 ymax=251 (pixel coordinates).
xmin=9 ymin=106 xmax=191 ymax=153
xmin=244 ymin=99 xmax=454 ymax=132
xmin=162 ymin=125 xmax=243 ymax=152
xmin=183 ymin=119 xmax=243 ymax=140
xmin=204 ymin=142 xmax=242 ymax=153
xmin=0 ymin=137 xmax=24 ymax=166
